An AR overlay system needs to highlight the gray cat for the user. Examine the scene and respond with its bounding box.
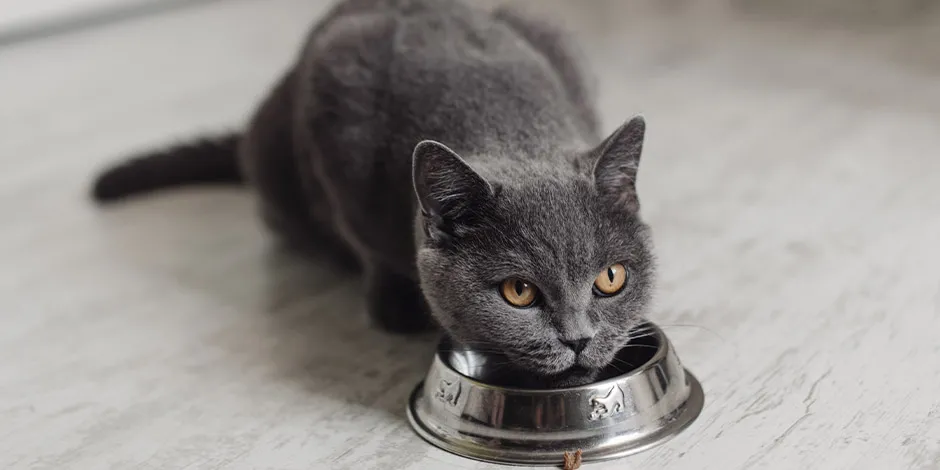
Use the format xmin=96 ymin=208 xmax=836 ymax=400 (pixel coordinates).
xmin=91 ymin=0 xmax=655 ymax=387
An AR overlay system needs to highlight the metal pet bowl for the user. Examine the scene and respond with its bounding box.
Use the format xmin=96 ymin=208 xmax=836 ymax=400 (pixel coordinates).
xmin=406 ymin=322 xmax=704 ymax=466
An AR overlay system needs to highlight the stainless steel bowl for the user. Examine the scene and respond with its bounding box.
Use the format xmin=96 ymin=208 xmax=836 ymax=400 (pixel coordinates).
xmin=406 ymin=322 xmax=704 ymax=466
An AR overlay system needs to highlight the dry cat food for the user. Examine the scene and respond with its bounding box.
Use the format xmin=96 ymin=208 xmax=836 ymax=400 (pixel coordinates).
xmin=562 ymin=449 xmax=583 ymax=470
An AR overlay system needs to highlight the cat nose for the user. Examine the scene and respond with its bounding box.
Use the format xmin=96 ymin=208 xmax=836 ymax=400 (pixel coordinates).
xmin=561 ymin=337 xmax=592 ymax=354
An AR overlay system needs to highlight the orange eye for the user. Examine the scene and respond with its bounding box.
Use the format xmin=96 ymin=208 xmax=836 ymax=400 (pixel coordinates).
xmin=594 ymin=263 xmax=627 ymax=296
xmin=500 ymin=278 xmax=538 ymax=308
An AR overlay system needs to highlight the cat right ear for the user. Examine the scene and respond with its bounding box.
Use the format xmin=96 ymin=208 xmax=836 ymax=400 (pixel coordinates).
xmin=589 ymin=115 xmax=646 ymax=213
xmin=412 ymin=140 xmax=493 ymax=243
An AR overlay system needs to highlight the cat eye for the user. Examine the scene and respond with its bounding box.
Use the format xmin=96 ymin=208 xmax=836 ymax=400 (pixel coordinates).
xmin=594 ymin=263 xmax=628 ymax=296
xmin=500 ymin=278 xmax=539 ymax=308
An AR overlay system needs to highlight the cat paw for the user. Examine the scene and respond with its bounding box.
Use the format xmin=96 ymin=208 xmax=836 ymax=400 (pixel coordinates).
xmin=365 ymin=269 xmax=435 ymax=334
xmin=368 ymin=306 xmax=435 ymax=334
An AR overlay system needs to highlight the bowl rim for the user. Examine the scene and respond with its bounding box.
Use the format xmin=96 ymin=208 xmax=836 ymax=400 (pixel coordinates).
xmin=435 ymin=321 xmax=669 ymax=394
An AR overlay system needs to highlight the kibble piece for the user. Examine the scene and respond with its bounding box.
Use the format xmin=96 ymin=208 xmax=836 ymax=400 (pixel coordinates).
xmin=563 ymin=449 xmax=583 ymax=470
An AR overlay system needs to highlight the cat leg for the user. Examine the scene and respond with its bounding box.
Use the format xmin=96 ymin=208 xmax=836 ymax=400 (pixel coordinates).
xmin=363 ymin=260 xmax=434 ymax=334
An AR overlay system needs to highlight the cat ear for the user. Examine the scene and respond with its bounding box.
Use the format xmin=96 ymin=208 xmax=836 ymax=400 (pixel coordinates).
xmin=590 ymin=115 xmax=646 ymax=212
xmin=412 ymin=140 xmax=493 ymax=242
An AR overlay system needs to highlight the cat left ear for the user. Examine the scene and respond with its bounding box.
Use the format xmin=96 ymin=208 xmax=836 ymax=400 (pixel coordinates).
xmin=412 ymin=140 xmax=493 ymax=243
xmin=590 ymin=115 xmax=646 ymax=212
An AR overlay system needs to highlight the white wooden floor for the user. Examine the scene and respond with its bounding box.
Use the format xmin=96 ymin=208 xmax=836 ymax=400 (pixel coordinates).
xmin=1 ymin=1 xmax=939 ymax=469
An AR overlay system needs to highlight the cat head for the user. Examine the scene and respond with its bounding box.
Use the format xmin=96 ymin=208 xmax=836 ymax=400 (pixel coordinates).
xmin=413 ymin=116 xmax=655 ymax=385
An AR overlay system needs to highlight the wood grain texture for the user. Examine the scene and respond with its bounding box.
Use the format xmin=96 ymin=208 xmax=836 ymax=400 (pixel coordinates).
xmin=1 ymin=1 xmax=938 ymax=469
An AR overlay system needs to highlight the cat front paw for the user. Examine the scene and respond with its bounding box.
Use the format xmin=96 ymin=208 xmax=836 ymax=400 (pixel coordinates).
xmin=368 ymin=303 xmax=435 ymax=334
xmin=365 ymin=269 xmax=435 ymax=334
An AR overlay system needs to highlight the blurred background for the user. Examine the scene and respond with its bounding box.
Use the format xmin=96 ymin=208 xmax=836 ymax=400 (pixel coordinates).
xmin=1 ymin=1 xmax=938 ymax=469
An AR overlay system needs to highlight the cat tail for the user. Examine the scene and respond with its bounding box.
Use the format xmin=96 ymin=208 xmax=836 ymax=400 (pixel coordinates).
xmin=90 ymin=133 xmax=243 ymax=203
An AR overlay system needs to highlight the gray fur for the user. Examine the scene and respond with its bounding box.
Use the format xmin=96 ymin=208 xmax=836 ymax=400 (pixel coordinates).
xmin=98 ymin=0 xmax=657 ymax=387
xmin=254 ymin=0 xmax=655 ymax=385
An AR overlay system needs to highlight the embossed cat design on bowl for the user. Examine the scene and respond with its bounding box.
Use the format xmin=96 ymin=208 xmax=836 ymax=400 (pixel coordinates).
xmin=406 ymin=322 xmax=704 ymax=466
xmin=589 ymin=383 xmax=627 ymax=421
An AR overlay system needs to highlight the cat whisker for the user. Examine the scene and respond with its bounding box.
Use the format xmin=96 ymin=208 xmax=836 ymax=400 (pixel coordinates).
xmin=453 ymin=340 xmax=502 ymax=346
xmin=656 ymin=323 xmax=726 ymax=342
xmin=606 ymin=362 xmax=625 ymax=374
xmin=610 ymin=357 xmax=636 ymax=370
xmin=437 ymin=348 xmax=506 ymax=354
xmin=461 ymin=359 xmax=515 ymax=369
xmin=620 ymin=344 xmax=660 ymax=350
xmin=627 ymin=326 xmax=660 ymax=335
xmin=625 ymin=332 xmax=658 ymax=342
xmin=628 ymin=325 xmax=656 ymax=334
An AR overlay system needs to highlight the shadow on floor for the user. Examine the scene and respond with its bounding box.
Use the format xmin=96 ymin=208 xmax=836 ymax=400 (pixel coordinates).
xmin=94 ymin=188 xmax=439 ymax=419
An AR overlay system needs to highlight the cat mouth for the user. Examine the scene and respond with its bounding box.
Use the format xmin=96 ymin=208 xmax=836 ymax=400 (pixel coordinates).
xmin=531 ymin=354 xmax=607 ymax=378
xmin=575 ymin=353 xmax=612 ymax=371
xmin=544 ymin=365 xmax=600 ymax=387
xmin=560 ymin=365 xmax=593 ymax=376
